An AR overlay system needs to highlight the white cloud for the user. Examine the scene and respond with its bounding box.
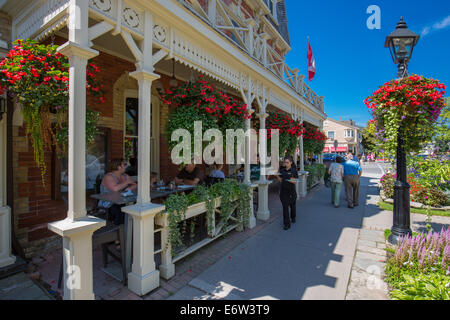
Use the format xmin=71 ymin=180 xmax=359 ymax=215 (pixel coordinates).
xmin=433 ymin=15 xmax=450 ymax=29
xmin=421 ymin=26 xmax=431 ymax=36
xmin=421 ymin=15 xmax=450 ymax=37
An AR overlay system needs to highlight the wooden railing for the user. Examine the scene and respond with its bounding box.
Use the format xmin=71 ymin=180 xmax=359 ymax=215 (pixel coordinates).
xmin=178 ymin=0 xmax=324 ymax=112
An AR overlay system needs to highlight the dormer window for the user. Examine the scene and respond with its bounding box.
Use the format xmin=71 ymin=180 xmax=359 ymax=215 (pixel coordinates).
xmin=264 ymin=0 xmax=276 ymax=18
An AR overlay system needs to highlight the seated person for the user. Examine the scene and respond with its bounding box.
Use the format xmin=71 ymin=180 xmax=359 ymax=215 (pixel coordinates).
xmin=250 ymin=156 xmax=261 ymax=181
xmin=209 ymin=164 xmax=225 ymax=179
xmin=100 ymin=158 xmax=137 ymax=225
xmin=151 ymin=172 xmax=159 ymax=189
xmin=175 ymin=163 xmax=202 ymax=186
xmin=125 ymin=156 xmax=138 ymax=176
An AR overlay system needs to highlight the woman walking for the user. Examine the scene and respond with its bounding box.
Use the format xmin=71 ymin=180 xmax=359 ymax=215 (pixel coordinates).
xmin=275 ymin=156 xmax=298 ymax=230
xmin=329 ymin=156 xmax=344 ymax=208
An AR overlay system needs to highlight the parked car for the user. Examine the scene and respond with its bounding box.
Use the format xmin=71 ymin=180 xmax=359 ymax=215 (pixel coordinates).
xmin=323 ymin=153 xmax=338 ymax=162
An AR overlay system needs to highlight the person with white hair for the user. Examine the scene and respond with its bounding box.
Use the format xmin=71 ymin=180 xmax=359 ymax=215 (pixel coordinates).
xmin=343 ymin=153 xmax=362 ymax=209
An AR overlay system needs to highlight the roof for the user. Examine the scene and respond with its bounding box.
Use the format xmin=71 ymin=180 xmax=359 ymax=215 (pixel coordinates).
xmin=325 ymin=118 xmax=362 ymax=130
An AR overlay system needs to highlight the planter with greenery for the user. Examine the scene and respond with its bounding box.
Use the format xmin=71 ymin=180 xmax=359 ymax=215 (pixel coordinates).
xmin=0 ymin=39 xmax=103 ymax=182
xmin=161 ymin=179 xmax=251 ymax=257
xmin=305 ymin=163 xmax=326 ymax=190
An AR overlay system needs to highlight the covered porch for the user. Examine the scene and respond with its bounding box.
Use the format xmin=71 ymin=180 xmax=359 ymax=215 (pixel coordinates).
xmin=0 ymin=0 xmax=326 ymax=299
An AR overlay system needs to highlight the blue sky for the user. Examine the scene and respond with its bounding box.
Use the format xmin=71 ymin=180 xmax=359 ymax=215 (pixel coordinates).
xmin=284 ymin=0 xmax=450 ymax=127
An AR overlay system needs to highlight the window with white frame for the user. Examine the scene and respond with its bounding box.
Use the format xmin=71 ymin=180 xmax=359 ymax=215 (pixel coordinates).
xmin=327 ymin=131 xmax=335 ymax=139
xmin=345 ymin=129 xmax=354 ymax=138
xmin=123 ymin=91 xmax=160 ymax=176
xmin=263 ymin=0 xmax=276 ymax=17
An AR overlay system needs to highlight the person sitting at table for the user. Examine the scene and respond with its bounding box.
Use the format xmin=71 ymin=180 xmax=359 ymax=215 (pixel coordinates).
xmin=151 ymin=172 xmax=159 ymax=189
xmin=175 ymin=162 xmax=202 ymax=186
xmin=100 ymin=158 xmax=137 ymax=225
xmin=209 ymin=163 xmax=225 ymax=179
xmin=125 ymin=156 xmax=138 ymax=176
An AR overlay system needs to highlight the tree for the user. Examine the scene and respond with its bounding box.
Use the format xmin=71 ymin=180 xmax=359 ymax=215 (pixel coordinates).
xmin=361 ymin=120 xmax=378 ymax=153
xmin=433 ymin=98 xmax=450 ymax=154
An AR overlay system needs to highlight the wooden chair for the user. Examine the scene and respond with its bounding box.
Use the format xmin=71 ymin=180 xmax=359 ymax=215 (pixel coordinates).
xmin=58 ymin=186 xmax=127 ymax=288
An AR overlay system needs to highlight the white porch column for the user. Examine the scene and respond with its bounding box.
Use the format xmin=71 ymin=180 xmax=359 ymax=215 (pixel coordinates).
xmin=255 ymin=107 xmax=270 ymax=221
xmin=123 ymin=71 xmax=165 ymax=296
xmin=244 ymin=108 xmax=257 ymax=229
xmin=121 ymin=10 xmax=165 ymax=296
xmin=0 ymin=99 xmax=15 ymax=268
xmin=298 ymin=111 xmax=308 ymax=198
xmin=48 ymin=0 xmax=105 ymax=300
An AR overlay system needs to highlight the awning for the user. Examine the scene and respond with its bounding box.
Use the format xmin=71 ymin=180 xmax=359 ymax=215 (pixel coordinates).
xmin=329 ymin=147 xmax=348 ymax=152
xmin=323 ymin=147 xmax=329 ymax=152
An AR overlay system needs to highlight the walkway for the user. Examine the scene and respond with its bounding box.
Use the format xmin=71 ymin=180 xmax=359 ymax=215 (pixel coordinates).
xmin=169 ymin=163 xmax=385 ymax=300
xmin=0 ymin=272 xmax=53 ymax=300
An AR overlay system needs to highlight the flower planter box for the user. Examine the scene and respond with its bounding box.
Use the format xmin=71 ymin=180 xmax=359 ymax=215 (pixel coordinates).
xmin=156 ymin=195 xmax=242 ymax=278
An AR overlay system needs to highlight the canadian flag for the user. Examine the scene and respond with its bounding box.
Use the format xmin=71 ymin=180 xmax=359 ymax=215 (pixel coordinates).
xmin=307 ymin=39 xmax=316 ymax=81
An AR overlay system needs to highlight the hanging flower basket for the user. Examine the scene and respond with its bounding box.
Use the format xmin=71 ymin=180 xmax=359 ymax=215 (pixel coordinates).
xmin=364 ymin=75 xmax=446 ymax=154
xmin=265 ymin=111 xmax=304 ymax=156
xmin=0 ymin=39 xmax=104 ymax=183
xmin=303 ymin=126 xmax=327 ymax=156
xmin=161 ymin=74 xmax=251 ymax=154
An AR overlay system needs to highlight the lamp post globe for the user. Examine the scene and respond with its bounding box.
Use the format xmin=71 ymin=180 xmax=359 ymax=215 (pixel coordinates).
xmin=385 ymin=17 xmax=420 ymax=245
xmin=384 ymin=17 xmax=420 ymax=79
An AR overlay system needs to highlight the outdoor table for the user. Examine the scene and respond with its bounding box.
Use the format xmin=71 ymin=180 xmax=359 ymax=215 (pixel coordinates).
xmin=90 ymin=185 xmax=195 ymax=280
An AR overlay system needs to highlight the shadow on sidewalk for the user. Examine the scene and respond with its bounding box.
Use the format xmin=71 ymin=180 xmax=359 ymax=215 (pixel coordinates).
xmin=177 ymin=174 xmax=388 ymax=300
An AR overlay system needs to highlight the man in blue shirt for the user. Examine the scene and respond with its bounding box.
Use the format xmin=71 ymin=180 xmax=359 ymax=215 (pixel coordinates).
xmin=343 ymin=153 xmax=362 ymax=208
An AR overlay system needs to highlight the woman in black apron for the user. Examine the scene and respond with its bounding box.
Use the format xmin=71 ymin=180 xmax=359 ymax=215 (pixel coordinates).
xmin=275 ymin=156 xmax=298 ymax=230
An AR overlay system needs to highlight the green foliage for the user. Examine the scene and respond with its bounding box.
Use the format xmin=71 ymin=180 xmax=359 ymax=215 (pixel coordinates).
xmin=164 ymin=192 xmax=190 ymax=256
xmin=164 ymin=179 xmax=251 ymax=257
xmin=433 ymin=99 xmax=450 ymax=154
xmin=389 ymin=273 xmax=450 ymax=300
xmin=408 ymin=157 xmax=450 ymax=192
xmin=162 ymin=76 xmax=249 ymax=157
xmin=365 ymin=75 xmax=447 ymax=155
xmin=361 ymin=120 xmax=378 ymax=153
xmin=385 ymin=229 xmax=450 ymax=300
xmin=380 ymin=158 xmax=450 ymax=207
xmin=304 ymin=164 xmax=326 ymax=189
xmin=55 ymin=109 xmax=100 ymax=157
xmin=165 ymin=105 xmax=219 ymax=153
xmin=302 ymin=127 xmax=327 ymax=156
xmin=0 ymin=39 xmax=103 ymax=183
xmin=264 ymin=111 xmax=303 ymax=157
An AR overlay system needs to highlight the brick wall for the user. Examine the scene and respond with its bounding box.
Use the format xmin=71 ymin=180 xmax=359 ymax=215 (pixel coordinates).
xmin=11 ymin=39 xmax=250 ymax=257
xmin=11 ymin=45 xmax=140 ymax=257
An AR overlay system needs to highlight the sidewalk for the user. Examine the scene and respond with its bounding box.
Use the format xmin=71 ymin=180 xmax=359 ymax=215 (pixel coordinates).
xmin=0 ymin=272 xmax=53 ymax=300
xmin=168 ymin=174 xmax=380 ymax=300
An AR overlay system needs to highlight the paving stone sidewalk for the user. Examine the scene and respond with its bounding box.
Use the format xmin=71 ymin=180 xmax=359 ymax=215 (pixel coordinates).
xmin=345 ymin=175 xmax=390 ymax=300
xmin=0 ymin=272 xmax=53 ymax=300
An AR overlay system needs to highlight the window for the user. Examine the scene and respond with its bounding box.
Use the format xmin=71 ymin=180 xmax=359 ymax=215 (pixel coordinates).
xmin=345 ymin=129 xmax=354 ymax=138
xmin=124 ymin=97 xmax=139 ymax=162
xmin=58 ymin=128 xmax=109 ymax=196
xmin=327 ymin=131 xmax=335 ymax=139
xmin=263 ymin=0 xmax=276 ymax=16
xmin=123 ymin=92 xmax=160 ymax=176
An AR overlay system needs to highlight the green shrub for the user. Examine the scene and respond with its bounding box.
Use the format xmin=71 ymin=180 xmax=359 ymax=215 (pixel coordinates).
xmin=305 ymin=164 xmax=326 ymax=189
xmin=385 ymin=229 xmax=450 ymax=300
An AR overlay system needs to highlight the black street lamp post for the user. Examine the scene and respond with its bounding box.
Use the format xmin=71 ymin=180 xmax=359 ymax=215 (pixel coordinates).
xmin=384 ymin=17 xmax=420 ymax=244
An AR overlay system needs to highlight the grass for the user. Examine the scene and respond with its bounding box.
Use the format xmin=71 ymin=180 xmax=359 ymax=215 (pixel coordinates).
xmin=377 ymin=201 xmax=450 ymax=217
xmin=384 ymin=229 xmax=391 ymax=240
